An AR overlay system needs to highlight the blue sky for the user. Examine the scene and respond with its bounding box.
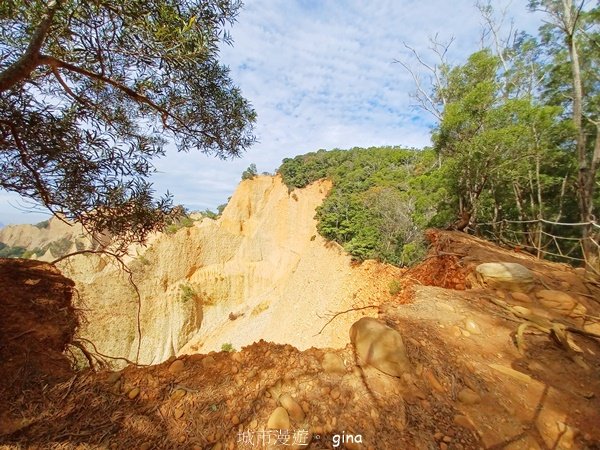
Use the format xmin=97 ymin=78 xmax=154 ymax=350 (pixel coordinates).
xmin=0 ymin=0 xmax=542 ymax=226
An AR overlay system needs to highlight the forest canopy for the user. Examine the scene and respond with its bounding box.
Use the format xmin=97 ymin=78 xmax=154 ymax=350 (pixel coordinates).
xmin=279 ymin=1 xmax=600 ymax=269
xmin=0 ymin=0 xmax=256 ymax=252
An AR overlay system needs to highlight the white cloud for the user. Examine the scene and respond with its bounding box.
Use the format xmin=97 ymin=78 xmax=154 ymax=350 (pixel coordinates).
xmin=1 ymin=0 xmax=544 ymax=224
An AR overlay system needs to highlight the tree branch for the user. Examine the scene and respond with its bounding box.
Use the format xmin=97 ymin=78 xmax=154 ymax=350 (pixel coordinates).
xmin=0 ymin=0 xmax=61 ymax=92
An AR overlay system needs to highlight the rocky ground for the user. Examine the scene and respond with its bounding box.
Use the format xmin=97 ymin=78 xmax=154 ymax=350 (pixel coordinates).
xmin=1 ymin=230 xmax=600 ymax=449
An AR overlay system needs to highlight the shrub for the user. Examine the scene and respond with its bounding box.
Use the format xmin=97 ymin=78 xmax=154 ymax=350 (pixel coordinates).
xmin=221 ymin=342 xmax=235 ymax=352
xmin=241 ymin=163 xmax=258 ymax=180
xmin=165 ymin=215 xmax=196 ymax=234
xmin=388 ymin=280 xmax=402 ymax=296
xmin=179 ymin=284 xmax=197 ymax=303
xmin=34 ymin=220 xmax=50 ymax=229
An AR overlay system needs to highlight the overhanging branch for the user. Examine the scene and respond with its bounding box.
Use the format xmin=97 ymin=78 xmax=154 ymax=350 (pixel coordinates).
xmin=0 ymin=0 xmax=61 ymax=92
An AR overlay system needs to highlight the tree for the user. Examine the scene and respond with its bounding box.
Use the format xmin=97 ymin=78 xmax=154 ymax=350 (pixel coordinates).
xmin=0 ymin=0 xmax=256 ymax=253
xmin=241 ymin=163 xmax=257 ymax=180
xmin=531 ymin=0 xmax=600 ymax=260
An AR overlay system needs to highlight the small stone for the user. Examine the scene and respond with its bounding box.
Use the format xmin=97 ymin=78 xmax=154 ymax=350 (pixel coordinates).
xmin=140 ymin=443 xmax=152 ymax=450
xmin=174 ymin=408 xmax=184 ymax=419
xmin=457 ymin=388 xmax=481 ymax=405
xmin=453 ymin=414 xmax=475 ymax=430
xmin=267 ymin=407 xmax=290 ymax=430
xmin=202 ymin=356 xmax=215 ymax=368
xmin=231 ymin=415 xmax=240 ymax=425
xmin=168 ymin=359 xmax=185 ymax=375
xmin=434 ymin=432 xmax=444 ymax=441
xmin=461 ymin=329 xmax=471 ymax=338
xmin=425 ymin=370 xmax=445 ymax=393
xmin=464 ymin=319 xmax=481 ymax=335
xmin=330 ymin=388 xmax=341 ymax=400
xmin=171 ymin=389 xmax=186 ymax=400
xmin=511 ymin=292 xmax=532 ymax=303
xmin=231 ymin=365 xmax=239 ymax=374
xmin=536 ymin=290 xmax=578 ymax=315
xmin=440 ymin=443 xmax=448 ymax=450
xmin=279 ymin=393 xmax=305 ymax=422
xmin=443 ymin=435 xmax=452 ymax=443
xmin=127 ymin=387 xmax=140 ymax=399
xmin=105 ymin=371 xmax=122 ymax=385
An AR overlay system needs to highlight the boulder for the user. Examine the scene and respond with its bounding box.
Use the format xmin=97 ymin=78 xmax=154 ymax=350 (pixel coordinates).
xmin=349 ymin=317 xmax=412 ymax=377
xmin=475 ymin=262 xmax=534 ymax=292
xmin=536 ymin=290 xmax=587 ymax=318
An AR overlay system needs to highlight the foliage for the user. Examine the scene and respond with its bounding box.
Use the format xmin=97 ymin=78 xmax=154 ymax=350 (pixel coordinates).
xmin=165 ymin=213 xmax=195 ymax=234
xmin=279 ymin=146 xmax=442 ymax=265
xmin=388 ymin=280 xmax=402 ymax=296
xmin=34 ymin=220 xmax=50 ymax=229
xmin=179 ymin=284 xmax=197 ymax=304
xmin=221 ymin=342 xmax=235 ymax=352
xmin=0 ymin=0 xmax=256 ymax=254
xmin=0 ymin=241 xmax=27 ymax=258
xmin=241 ymin=163 xmax=258 ymax=180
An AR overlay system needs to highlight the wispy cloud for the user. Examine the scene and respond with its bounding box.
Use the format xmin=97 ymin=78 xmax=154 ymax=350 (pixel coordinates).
xmin=1 ymin=0 xmax=543 ymax=224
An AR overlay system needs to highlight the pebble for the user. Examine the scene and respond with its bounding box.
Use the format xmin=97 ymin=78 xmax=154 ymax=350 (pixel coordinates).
xmin=127 ymin=387 xmax=140 ymax=400
xmin=330 ymin=388 xmax=341 ymax=400
xmin=464 ymin=318 xmax=481 ymax=335
xmin=201 ymin=356 xmax=215 ymax=368
xmin=174 ymin=408 xmax=184 ymax=419
xmin=105 ymin=371 xmax=122 ymax=384
xmin=168 ymin=359 xmax=185 ymax=375
xmin=425 ymin=371 xmax=445 ymax=393
xmin=279 ymin=393 xmax=305 ymax=422
xmin=511 ymin=292 xmax=532 ymax=303
xmin=267 ymin=407 xmax=290 ymax=429
xmin=231 ymin=415 xmax=240 ymax=425
xmin=140 ymin=443 xmax=152 ymax=450
xmin=171 ymin=389 xmax=186 ymax=400
xmin=453 ymin=414 xmax=475 ymax=430
xmin=457 ymin=388 xmax=481 ymax=405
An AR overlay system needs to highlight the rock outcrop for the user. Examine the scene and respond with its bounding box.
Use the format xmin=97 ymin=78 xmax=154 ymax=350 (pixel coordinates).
xmin=38 ymin=175 xmax=401 ymax=365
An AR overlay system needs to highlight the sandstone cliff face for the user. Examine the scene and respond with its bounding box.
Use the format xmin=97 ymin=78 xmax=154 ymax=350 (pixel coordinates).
xmin=2 ymin=175 xmax=400 ymax=366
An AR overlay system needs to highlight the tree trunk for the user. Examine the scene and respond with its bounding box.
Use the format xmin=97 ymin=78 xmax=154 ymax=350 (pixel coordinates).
xmin=562 ymin=0 xmax=597 ymax=268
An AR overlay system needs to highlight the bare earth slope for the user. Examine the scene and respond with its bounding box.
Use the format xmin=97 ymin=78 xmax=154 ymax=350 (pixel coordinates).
xmin=54 ymin=175 xmax=401 ymax=365
xmin=1 ymin=230 xmax=600 ymax=449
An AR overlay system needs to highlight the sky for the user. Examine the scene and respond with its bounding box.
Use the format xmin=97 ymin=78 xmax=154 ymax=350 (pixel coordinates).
xmin=0 ymin=0 xmax=543 ymax=226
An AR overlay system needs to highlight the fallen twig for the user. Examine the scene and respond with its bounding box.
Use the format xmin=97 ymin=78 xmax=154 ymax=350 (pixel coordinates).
xmin=314 ymin=305 xmax=378 ymax=336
